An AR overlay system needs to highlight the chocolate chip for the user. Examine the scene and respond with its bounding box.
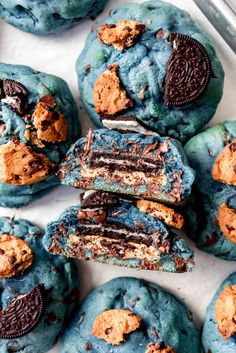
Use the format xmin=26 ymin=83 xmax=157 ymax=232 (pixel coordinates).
xmin=84 ymin=342 xmax=92 ymax=350
xmin=29 ymin=158 xmax=44 ymax=172
xmin=8 ymin=256 xmax=16 ymax=264
xmin=0 ymin=249 xmax=5 ymax=255
xmin=52 ymin=13 xmax=61 ymax=19
xmin=105 ymin=327 xmax=113 ymax=334
xmin=156 ymin=28 xmax=164 ymax=38
xmin=164 ymin=33 xmax=212 ymax=107
xmin=0 ymin=285 xmax=45 ymax=339
xmin=106 ymin=24 xmax=116 ymax=28
xmin=229 ymin=142 xmax=236 ymax=152
xmin=85 ymin=66 xmax=91 ymax=74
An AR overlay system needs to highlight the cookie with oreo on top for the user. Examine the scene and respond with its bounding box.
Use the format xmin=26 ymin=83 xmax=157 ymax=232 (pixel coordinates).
xmin=0 ymin=63 xmax=80 ymax=208
xmin=76 ymin=0 xmax=224 ymax=143
xmin=0 ymin=217 xmax=78 ymax=353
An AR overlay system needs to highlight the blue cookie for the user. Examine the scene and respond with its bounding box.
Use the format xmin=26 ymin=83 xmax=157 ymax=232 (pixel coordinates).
xmin=0 ymin=0 xmax=109 ymax=35
xmin=202 ymin=272 xmax=236 ymax=353
xmin=43 ymin=192 xmax=194 ymax=272
xmin=76 ymin=0 xmax=224 ymax=143
xmin=0 ymin=217 xmax=78 ymax=353
xmin=57 ymin=129 xmax=195 ymax=206
xmin=60 ymin=277 xmax=200 ymax=353
xmin=184 ymin=121 xmax=236 ymax=261
xmin=0 ymin=63 xmax=80 ymax=208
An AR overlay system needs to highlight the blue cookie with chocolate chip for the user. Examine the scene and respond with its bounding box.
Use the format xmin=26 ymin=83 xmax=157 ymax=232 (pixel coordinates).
xmin=60 ymin=277 xmax=200 ymax=353
xmin=0 ymin=217 xmax=78 ymax=353
xmin=0 ymin=0 xmax=109 ymax=35
xmin=43 ymin=190 xmax=195 ymax=272
xmin=202 ymin=272 xmax=236 ymax=353
xmin=185 ymin=121 xmax=236 ymax=261
xmin=0 ymin=63 xmax=80 ymax=208
xmin=76 ymin=0 xmax=224 ymax=143
xmin=57 ymin=129 xmax=195 ymax=206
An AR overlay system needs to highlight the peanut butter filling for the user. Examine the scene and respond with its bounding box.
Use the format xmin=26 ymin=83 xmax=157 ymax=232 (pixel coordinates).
xmin=212 ymin=140 xmax=236 ymax=186
xmin=136 ymin=200 xmax=184 ymax=229
xmin=94 ymin=64 xmax=133 ymax=115
xmin=98 ymin=20 xmax=146 ymax=51
xmin=0 ymin=138 xmax=54 ymax=185
xmin=214 ymin=285 xmax=236 ymax=340
xmin=145 ymin=342 xmax=176 ymax=353
xmin=25 ymin=95 xmax=68 ymax=144
xmin=0 ymin=234 xmax=33 ymax=279
xmin=91 ymin=309 xmax=142 ymax=345
xmin=217 ymin=203 xmax=236 ymax=244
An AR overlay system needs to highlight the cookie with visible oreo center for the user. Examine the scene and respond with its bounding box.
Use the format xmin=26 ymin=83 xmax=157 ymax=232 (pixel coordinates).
xmin=0 ymin=63 xmax=80 ymax=208
xmin=76 ymin=0 xmax=224 ymax=143
xmin=60 ymin=277 xmax=200 ymax=353
xmin=43 ymin=190 xmax=194 ymax=273
xmin=0 ymin=217 xmax=78 ymax=353
xmin=185 ymin=121 xmax=236 ymax=260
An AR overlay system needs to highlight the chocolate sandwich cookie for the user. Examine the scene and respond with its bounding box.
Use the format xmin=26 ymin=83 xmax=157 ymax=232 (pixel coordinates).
xmin=0 ymin=0 xmax=109 ymax=35
xmin=185 ymin=121 xmax=236 ymax=260
xmin=43 ymin=190 xmax=194 ymax=272
xmin=60 ymin=277 xmax=201 ymax=353
xmin=202 ymin=272 xmax=236 ymax=353
xmin=57 ymin=129 xmax=195 ymax=206
xmin=76 ymin=0 xmax=224 ymax=143
xmin=0 ymin=217 xmax=78 ymax=353
xmin=0 ymin=63 xmax=80 ymax=208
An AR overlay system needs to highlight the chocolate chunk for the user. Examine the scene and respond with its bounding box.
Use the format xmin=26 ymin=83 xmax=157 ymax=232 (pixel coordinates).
xmin=80 ymin=190 xmax=119 ymax=209
xmin=1 ymin=79 xmax=29 ymax=116
xmin=164 ymin=33 xmax=212 ymax=106
xmin=0 ymin=285 xmax=45 ymax=339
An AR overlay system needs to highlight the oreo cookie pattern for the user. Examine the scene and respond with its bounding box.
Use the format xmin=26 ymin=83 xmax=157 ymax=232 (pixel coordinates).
xmin=43 ymin=194 xmax=194 ymax=272
xmin=76 ymin=0 xmax=224 ymax=142
xmin=60 ymin=277 xmax=201 ymax=353
xmin=57 ymin=129 xmax=195 ymax=206
xmin=0 ymin=0 xmax=109 ymax=35
xmin=185 ymin=121 xmax=236 ymax=260
xmin=0 ymin=63 xmax=80 ymax=208
xmin=0 ymin=217 xmax=78 ymax=353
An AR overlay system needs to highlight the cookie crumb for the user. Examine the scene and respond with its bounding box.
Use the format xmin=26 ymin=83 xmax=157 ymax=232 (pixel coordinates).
xmin=217 ymin=203 xmax=236 ymax=244
xmin=98 ymin=20 xmax=146 ymax=51
xmin=91 ymin=309 xmax=142 ymax=345
xmin=136 ymin=200 xmax=184 ymax=229
xmin=145 ymin=342 xmax=176 ymax=353
xmin=0 ymin=234 xmax=33 ymax=278
xmin=94 ymin=64 xmax=133 ymax=115
xmin=0 ymin=139 xmax=53 ymax=185
xmin=212 ymin=140 xmax=236 ymax=186
xmin=214 ymin=285 xmax=236 ymax=340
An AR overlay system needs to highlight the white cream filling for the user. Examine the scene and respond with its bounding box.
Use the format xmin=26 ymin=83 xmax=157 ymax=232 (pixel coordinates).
xmin=102 ymin=119 xmax=159 ymax=136
xmin=97 ymin=156 xmax=158 ymax=169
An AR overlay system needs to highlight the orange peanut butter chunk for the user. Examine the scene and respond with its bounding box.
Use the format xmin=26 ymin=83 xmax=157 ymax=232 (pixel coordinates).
xmin=145 ymin=342 xmax=176 ymax=353
xmin=212 ymin=140 xmax=236 ymax=186
xmin=91 ymin=309 xmax=142 ymax=345
xmin=214 ymin=285 xmax=236 ymax=340
xmin=94 ymin=64 xmax=133 ymax=116
xmin=30 ymin=95 xmax=68 ymax=144
xmin=0 ymin=234 xmax=33 ymax=279
xmin=0 ymin=138 xmax=54 ymax=185
xmin=217 ymin=203 xmax=236 ymax=244
xmin=98 ymin=20 xmax=146 ymax=51
xmin=136 ymin=200 xmax=184 ymax=229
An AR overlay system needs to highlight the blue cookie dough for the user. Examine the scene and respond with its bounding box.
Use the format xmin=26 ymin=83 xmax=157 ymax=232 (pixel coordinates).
xmin=0 ymin=0 xmax=109 ymax=35
xmin=60 ymin=277 xmax=200 ymax=353
xmin=43 ymin=200 xmax=195 ymax=272
xmin=0 ymin=63 xmax=80 ymax=208
xmin=0 ymin=217 xmax=78 ymax=353
xmin=184 ymin=121 xmax=236 ymax=260
xmin=202 ymin=272 xmax=236 ymax=353
xmin=58 ymin=129 xmax=195 ymax=205
xmin=76 ymin=0 xmax=224 ymax=143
